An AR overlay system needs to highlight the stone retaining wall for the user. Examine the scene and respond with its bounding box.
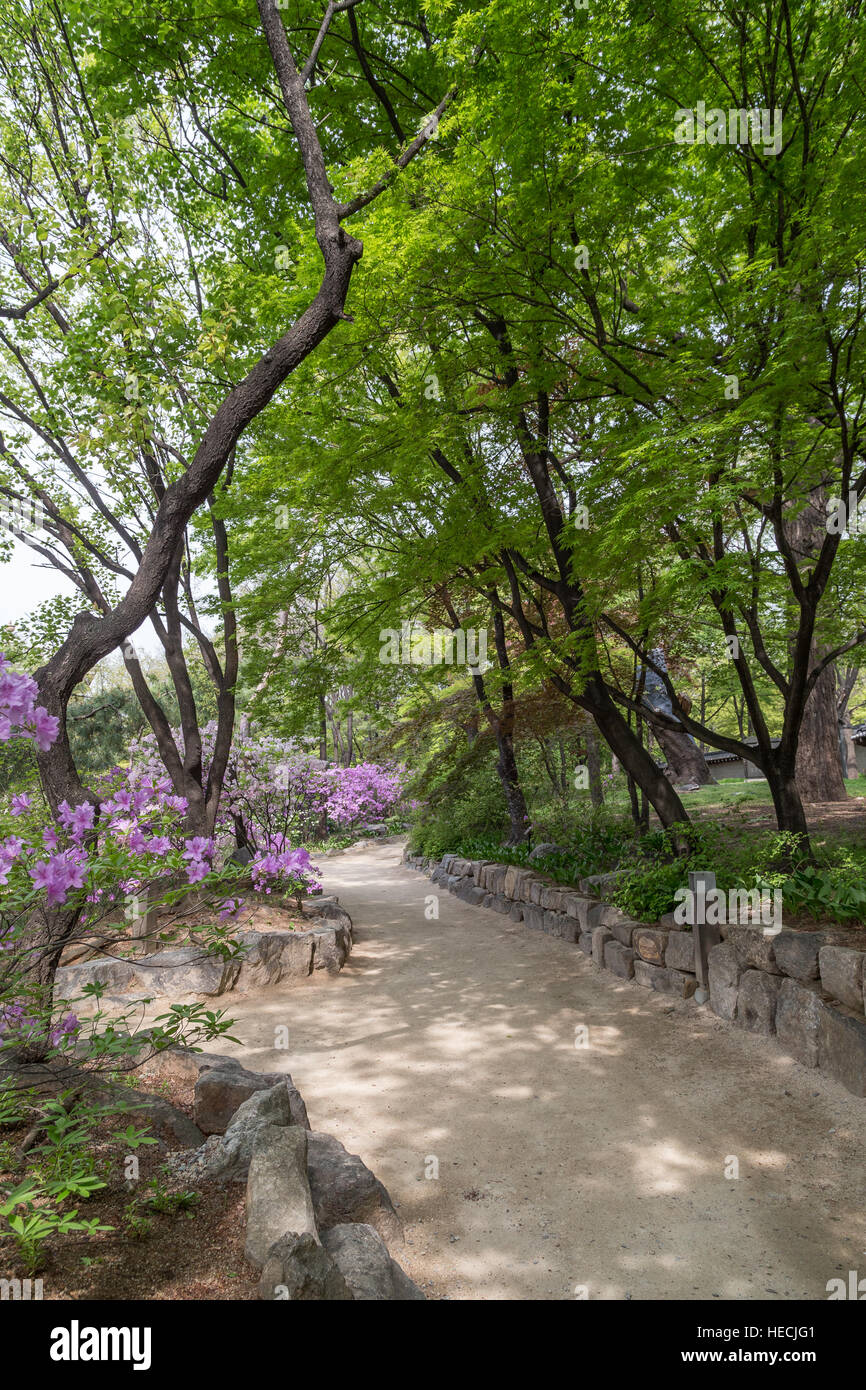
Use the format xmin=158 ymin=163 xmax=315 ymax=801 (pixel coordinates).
xmin=55 ymin=898 xmax=354 ymax=1002
xmin=404 ymin=850 xmax=866 ymax=1099
xmin=146 ymin=1048 xmax=425 ymax=1300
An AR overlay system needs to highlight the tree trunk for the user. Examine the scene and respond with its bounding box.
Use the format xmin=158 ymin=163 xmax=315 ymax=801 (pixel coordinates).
xmin=319 ymin=696 xmax=327 ymax=760
xmin=345 ymin=706 xmax=354 ymax=767
xmin=785 ymin=493 xmax=847 ymax=802
xmin=837 ymin=666 xmax=859 ymax=777
xmin=496 ymin=726 xmax=530 ymax=844
xmin=650 ymin=718 xmax=718 ymax=786
xmin=584 ymin=676 xmax=690 ymax=845
xmin=795 ymin=656 xmax=847 ymax=801
xmin=641 ymin=649 xmax=716 ymax=786
xmin=840 ymin=716 xmax=859 ymax=778
xmin=765 ymin=764 xmax=812 ymax=848
xmin=586 ymin=725 xmax=603 ymax=807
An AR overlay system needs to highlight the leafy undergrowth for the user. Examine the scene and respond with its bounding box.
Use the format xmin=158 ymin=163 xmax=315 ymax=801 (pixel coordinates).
xmin=416 ymin=818 xmax=866 ymax=930
xmin=410 ymin=812 xmax=635 ymax=886
xmin=0 ymin=1074 xmax=257 ymax=1300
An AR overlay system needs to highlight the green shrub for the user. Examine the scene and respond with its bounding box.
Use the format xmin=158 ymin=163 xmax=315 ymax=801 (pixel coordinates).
xmin=613 ymin=861 xmax=688 ymax=923
xmin=410 ymin=759 xmax=509 ymax=857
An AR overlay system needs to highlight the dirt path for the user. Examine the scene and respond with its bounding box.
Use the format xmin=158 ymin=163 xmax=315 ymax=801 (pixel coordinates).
xmin=207 ymin=840 xmax=866 ymax=1301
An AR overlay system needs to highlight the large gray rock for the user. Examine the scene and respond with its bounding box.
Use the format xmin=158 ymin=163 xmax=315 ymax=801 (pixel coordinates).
xmin=518 ymin=875 xmax=542 ymax=904
xmin=503 ymin=865 xmax=532 ymax=900
xmin=258 ymin=1233 xmax=353 ymax=1301
xmin=487 ymin=865 xmax=508 ymax=896
xmin=321 ymin=1224 xmax=425 ymax=1301
xmin=95 ymin=1084 xmax=205 ymax=1150
xmin=772 ymin=931 xmax=822 ymax=982
xmin=559 ymin=915 xmax=581 ymax=944
xmin=234 ymin=930 xmax=315 ymax=989
xmin=592 ymin=926 xmax=613 ymax=967
xmin=523 ymin=904 xmax=545 ymax=932
xmin=818 ymin=945 xmax=864 ymax=1012
xmin=725 ymin=925 xmax=780 ymax=974
xmin=204 ymin=1080 xmax=297 ymax=1181
xmin=608 ymin=918 xmax=639 ymax=947
xmin=528 ymin=843 xmax=566 ymax=861
xmin=130 ymin=947 xmax=242 ymax=997
xmin=544 ymin=909 xmax=579 ymax=942
xmin=527 ymin=878 xmax=548 ymax=906
xmin=818 ymin=1002 xmax=866 ymax=1097
xmin=194 ymin=1067 xmax=309 ymax=1135
xmin=708 ymin=942 xmax=742 ymax=1021
xmin=735 ymin=969 xmax=781 ymax=1035
xmin=561 ymin=893 xmax=591 ymax=927
xmin=603 ymin=940 xmax=635 ymax=979
xmin=140 ymin=1046 xmax=245 ymax=1088
xmin=306 ymin=1132 xmax=401 ymax=1244
xmin=632 ymin=960 xmax=694 ymax=997
xmin=454 ymin=881 xmax=487 ymax=907
xmin=586 ymin=902 xmax=633 ymax=931
xmin=245 ymin=1124 xmax=317 ymax=1267
xmin=633 ymin=958 xmax=658 ymax=988
xmin=579 ymin=872 xmax=622 ymax=896
xmin=56 ymin=945 xmax=244 ymax=1000
xmin=310 ymin=923 xmax=352 ymax=974
xmin=633 ymin=928 xmax=668 ymax=966
xmin=54 ymin=956 xmax=140 ymax=997
xmin=540 ymin=884 xmax=567 ymax=912
xmin=655 ymin=968 xmax=697 ymax=999
xmin=305 ymin=899 xmax=353 ymax=933
xmin=665 ymin=931 xmax=696 ymax=973
xmin=775 ymin=979 xmax=823 ymax=1068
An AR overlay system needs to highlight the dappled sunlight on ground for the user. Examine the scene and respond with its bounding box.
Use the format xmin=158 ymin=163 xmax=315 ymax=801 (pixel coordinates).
xmin=129 ymin=840 xmax=866 ymax=1300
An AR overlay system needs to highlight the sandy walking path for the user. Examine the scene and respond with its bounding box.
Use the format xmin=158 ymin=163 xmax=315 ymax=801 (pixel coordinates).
xmin=205 ymin=840 xmax=866 ymax=1301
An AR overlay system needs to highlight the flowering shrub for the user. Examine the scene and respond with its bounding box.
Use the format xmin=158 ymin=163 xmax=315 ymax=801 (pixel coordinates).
xmin=124 ymin=723 xmax=406 ymax=853
xmin=90 ymin=762 xmax=320 ymax=900
xmin=0 ymin=653 xmax=257 ymax=1046
xmin=0 ymin=654 xmax=247 ymax=1272
xmin=219 ymin=735 xmax=405 ymax=849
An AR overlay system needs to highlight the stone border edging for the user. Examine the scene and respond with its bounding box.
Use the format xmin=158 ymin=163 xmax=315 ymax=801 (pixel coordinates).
xmin=150 ymin=1047 xmax=425 ymax=1300
xmin=55 ymin=897 xmax=355 ymax=1001
xmin=404 ymin=849 xmax=866 ymax=1099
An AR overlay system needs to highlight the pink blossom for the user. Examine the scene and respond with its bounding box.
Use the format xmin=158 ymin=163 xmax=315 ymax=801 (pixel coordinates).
xmin=30 ymin=707 xmax=59 ymax=750
xmin=183 ymin=837 xmax=214 ymax=862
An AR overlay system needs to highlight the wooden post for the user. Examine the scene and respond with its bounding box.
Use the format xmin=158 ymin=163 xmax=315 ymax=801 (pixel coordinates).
xmin=689 ymin=869 xmax=721 ymax=994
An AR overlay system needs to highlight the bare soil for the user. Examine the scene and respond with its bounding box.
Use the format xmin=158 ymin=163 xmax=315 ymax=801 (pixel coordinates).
xmin=0 ymin=1073 xmax=258 ymax=1300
